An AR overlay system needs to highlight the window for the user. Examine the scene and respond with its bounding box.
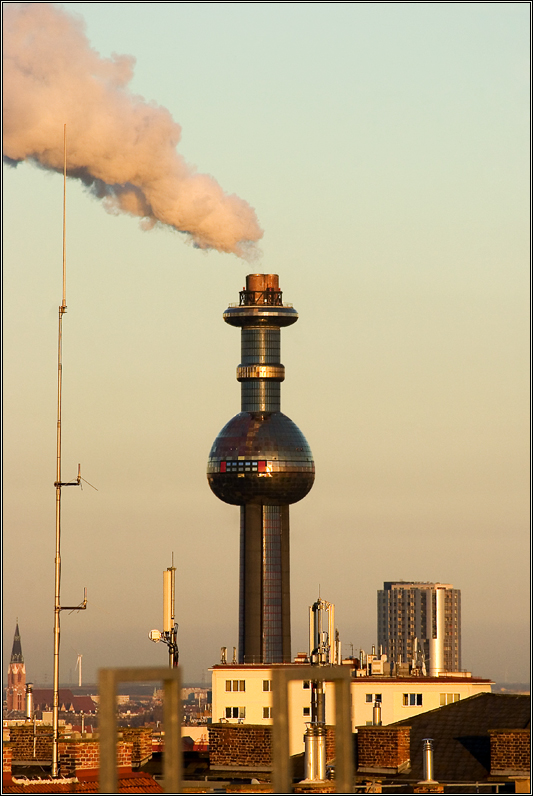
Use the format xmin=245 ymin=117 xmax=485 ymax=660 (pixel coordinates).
xmin=303 ymin=707 xmax=311 ymax=717
xmin=225 ymin=680 xmax=245 ymax=692
xmin=263 ymin=680 xmax=272 ymax=692
xmin=225 ymin=706 xmax=246 ymax=719
xmin=440 ymin=693 xmax=460 ymax=706
xmin=303 ymin=681 xmax=310 ymax=689
xmin=263 ymin=707 xmax=273 ymax=719
xmin=403 ymin=693 xmax=422 ymax=706
xmin=375 ymin=694 xmax=382 ymax=703
xmin=366 ymin=694 xmax=373 ymax=703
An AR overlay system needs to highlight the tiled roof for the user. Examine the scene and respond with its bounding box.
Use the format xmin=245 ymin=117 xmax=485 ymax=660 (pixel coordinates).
xmin=3 ymin=773 xmax=162 ymax=793
xmin=391 ymin=692 xmax=530 ymax=783
xmin=30 ymin=691 xmax=97 ymax=714
xmin=70 ymin=697 xmax=97 ymax=714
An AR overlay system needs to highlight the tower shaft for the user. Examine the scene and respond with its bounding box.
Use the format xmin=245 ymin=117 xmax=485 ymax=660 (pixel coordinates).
xmin=239 ymin=505 xmax=291 ymax=663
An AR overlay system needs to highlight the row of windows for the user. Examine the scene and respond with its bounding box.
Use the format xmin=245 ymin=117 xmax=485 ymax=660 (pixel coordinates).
xmin=225 ymin=685 xmax=458 ymax=708
xmin=225 ymin=679 xmax=309 ymax=692
xmin=226 ymin=706 xmax=314 ymax=720
xmin=225 ymin=680 xmax=246 ymax=692
xmin=220 ymin=461 xmax=268 ymax=473
xmin=440 ymin=693 xmax=460 ymax=705
xmin=403 ymin=693 xmax=423 ymax=706
xmin=225 ymin=706 xmax=246 ymax=718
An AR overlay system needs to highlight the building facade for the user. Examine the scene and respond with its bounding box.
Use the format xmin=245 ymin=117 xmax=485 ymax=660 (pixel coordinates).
xmin=208 ymin=274 xmax=314 ymax=664
xmin=6 ymin=622 xmax=26 ymax=713
xmin=377 ymin=581 xmax=461 ymax=674
xmin=210 ymin=663 xmax=491 ymax=756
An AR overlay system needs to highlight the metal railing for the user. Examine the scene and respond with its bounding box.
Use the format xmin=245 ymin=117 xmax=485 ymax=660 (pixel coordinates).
xmin=98 ymin=666 xmax=181 ymax=794
xmin=239 ymin=289 xmax=284 ymax=306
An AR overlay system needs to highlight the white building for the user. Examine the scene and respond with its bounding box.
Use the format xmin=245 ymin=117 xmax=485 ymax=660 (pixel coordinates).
xmin=210 ymin=662 xmax=493 ymax=755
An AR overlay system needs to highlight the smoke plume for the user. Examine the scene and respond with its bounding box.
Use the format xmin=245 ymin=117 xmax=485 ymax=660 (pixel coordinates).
xmin=2 ymin=3 xmax=263 ymax=257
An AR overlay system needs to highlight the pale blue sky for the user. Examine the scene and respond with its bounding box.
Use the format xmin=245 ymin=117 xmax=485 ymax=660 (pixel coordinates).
xmin=3 ymin=2 xmax=530 ymax=685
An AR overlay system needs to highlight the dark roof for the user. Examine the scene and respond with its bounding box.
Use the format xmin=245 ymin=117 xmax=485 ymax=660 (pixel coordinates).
xmin=391 ymin=692 xmax=531 ymax=783
xmin=11 ymin=623 xmax=24 ymax=664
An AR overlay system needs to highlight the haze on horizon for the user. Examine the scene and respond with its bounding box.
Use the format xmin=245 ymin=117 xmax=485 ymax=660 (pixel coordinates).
xmin=2 ymin=2 xmax=530 ymax=688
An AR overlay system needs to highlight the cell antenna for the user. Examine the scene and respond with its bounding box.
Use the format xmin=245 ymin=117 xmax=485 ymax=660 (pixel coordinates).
xmin=149 ymin=555 xmax=179 ymax=667
xmin=51 ymin=124 xmax=88 ymax=778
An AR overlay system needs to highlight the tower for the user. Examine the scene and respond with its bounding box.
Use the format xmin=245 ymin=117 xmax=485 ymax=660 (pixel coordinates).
xmin=377 ymin=582 xmax=461 ymax=674
xmin=6 ymin=622 xmax=26 ymax=712
xmin=208 ymin=274 xmax=315 ymax=664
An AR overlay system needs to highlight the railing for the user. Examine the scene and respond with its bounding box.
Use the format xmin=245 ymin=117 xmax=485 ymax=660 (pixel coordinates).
xmin=239 ymin=289 xmax=284 ymax=306
xmin=227 ymin=302 xmax=293 ymax=308
xmin=98 ymin=666 xmax=181 ymax=794
xmin=272 ymin=665 xmax=354 ymax=793
xmin=98 ymin=664 xmax=354 ymax=794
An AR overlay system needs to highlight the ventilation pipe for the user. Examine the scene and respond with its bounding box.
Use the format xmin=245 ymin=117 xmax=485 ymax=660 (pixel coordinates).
xmin=420 ymin=738 xmax=437 ymax=784
xmin=372 ymin=700 xmax=382 ymax=726
xmin=25 ymin=683 xmax=34 ymax=721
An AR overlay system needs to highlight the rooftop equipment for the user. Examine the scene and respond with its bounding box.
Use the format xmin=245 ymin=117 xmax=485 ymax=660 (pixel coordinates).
xmin=149 ymin=557 xmax=179 ymax=667
xmin=303 ymin=596 xmax=339 ymax=782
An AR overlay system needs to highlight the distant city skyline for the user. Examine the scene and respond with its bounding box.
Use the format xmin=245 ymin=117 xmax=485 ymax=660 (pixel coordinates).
xmin=3 ymin=2 xmax=530 ymax=686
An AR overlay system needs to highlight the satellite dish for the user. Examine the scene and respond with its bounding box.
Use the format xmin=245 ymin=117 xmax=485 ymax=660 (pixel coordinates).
xmin=149 ymin=629 xmax=162 ymax=643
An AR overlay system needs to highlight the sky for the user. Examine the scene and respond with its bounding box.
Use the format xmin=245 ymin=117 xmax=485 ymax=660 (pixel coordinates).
xmin=3 ymin=2 xmax=530 ymax=687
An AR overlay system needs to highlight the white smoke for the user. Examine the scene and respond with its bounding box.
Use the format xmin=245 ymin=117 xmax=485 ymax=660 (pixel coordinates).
xmin=2 ymin=2 xmax=263 ymax=258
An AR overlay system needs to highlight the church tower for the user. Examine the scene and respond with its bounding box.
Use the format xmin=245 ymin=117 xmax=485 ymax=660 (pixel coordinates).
xmin=6 ymin=622 xmax=26 ymax=712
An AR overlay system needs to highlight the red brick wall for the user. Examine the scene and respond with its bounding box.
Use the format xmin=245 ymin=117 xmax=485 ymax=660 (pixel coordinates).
xmin=7 ymin=725 xmax=53 ymax=760
xmin=489 ymin=729 xmax=530 ymax=775
xmin=2 ymin=742 xmax=13 ymax=783
xmin=209 ymin=724 xmax=272 ymax=768
xmin=59 ymin=738 xmax=133 ymax=777
xmin=325 ymin=726 xmax=336 ymax=765
xmin=356 ymin=727 xmax=411 ymax=773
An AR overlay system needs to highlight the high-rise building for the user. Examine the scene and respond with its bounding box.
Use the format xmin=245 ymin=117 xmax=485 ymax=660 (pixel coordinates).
xmin=6 ymin=621 xmax=26 ymax=712
xmin=208 ymin=274 xmax=314 ymax=664
xmin=377 ymin=582 xmax=461 ymax=675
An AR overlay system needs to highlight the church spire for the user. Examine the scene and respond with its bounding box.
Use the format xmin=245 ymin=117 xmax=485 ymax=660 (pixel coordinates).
xmin=10 ymin=621 xmax=24 ymax=664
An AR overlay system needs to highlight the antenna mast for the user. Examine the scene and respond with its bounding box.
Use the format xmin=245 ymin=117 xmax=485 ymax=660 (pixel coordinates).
xmin=148 ymin=554 xmax=179 ymax=667
xmin=51 ymin=125 xmax=87 ymax=778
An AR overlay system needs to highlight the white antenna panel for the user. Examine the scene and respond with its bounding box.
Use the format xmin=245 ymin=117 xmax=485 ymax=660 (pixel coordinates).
xmin=163 ymin=569 xmax=173 ymax=633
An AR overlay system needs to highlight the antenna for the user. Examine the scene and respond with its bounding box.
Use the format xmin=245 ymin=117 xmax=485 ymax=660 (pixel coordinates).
xmin=149 ymin=555 xmax=179 ymax=667
xmin=51 ymin=125 xmax=88 ymax=778
xmin=75 ymin=654 xmax=83 ymax=688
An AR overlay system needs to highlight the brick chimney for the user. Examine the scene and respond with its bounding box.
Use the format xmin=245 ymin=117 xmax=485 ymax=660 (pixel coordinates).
xmin=59 ymin=736 xmax=132 ymax=778
xmin=2 ymin=743 xmax=13 ymax=787
xmin=489 ymin=729 xmax=530 ymax=778
xmin=356 ymin=726 xmax=411 ymax=775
